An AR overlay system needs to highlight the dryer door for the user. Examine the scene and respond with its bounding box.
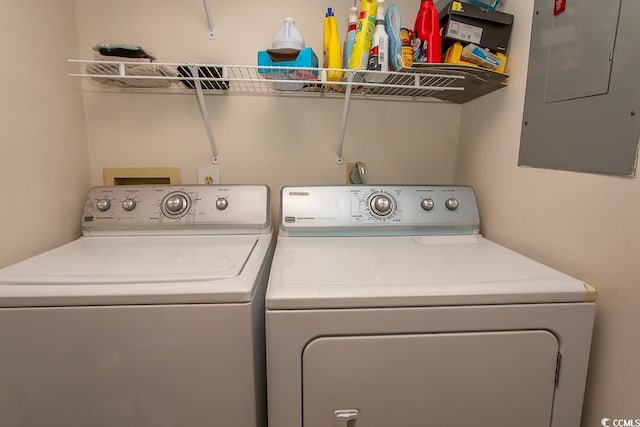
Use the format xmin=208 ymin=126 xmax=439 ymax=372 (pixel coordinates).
xmin=302 ymin=331 xmax=558 ymax=427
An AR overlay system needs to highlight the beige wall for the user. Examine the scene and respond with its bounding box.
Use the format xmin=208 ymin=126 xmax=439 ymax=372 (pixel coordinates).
xmin=74 ymin=0 xmax=462 ymax=222
xmin=0 ymin=2 xmax=89 ymax=268
xmin=456 ymin=2 xmax=640 ymax=425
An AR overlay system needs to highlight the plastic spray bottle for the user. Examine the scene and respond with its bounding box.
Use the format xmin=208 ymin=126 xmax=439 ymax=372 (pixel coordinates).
xmin=349 ymin=0 xmax=378 ymax=69
xmin=413 ymin=0 xmax=441 ymax=63
xmin=366 ymin=0 xmax=389 ymax=82
xmin=323 ymin=7 xmax=343 ymax=81
xmin=343 ymin=5 xmax=358 ymax=69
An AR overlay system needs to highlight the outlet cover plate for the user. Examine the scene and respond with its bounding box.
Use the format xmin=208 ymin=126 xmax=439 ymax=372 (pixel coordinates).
xmin=197 ymin=168 xmax=221 ymax=185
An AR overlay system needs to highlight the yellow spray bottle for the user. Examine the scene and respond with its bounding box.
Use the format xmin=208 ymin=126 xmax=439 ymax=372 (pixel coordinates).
xmin=349 ymin=0 xmax=378 ymax=69
xmin=323 ymin=7 xmax=343 ymax=81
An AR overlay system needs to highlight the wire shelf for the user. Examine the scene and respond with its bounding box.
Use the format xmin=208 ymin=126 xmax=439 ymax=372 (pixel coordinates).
xmin=68 ymin=60 xmax=508 ymax=104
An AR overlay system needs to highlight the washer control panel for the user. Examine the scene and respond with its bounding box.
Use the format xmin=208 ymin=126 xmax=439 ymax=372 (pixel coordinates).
xmin=280 ymin=185 xmax=479 ymax=235
xmin=82 ymin=185 xmax=271 ymax=235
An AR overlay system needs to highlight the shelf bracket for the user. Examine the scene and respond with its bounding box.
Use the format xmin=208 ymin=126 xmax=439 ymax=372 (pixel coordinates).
xmin=336 ymin=71 xmax=356 ymax=164
xmin=202 ymin=0 xmax=216 ymax=39
xmin=191 ymin=65 xmax=220 ymax=164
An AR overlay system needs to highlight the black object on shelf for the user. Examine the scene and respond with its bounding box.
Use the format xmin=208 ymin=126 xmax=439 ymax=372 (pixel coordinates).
xmin=178 ymin=66 xmax=229 ymax=90
xmin=97 ymin=46 xmax=156 ymax=60
xmin=439 ymin=0 xmax=514 ymax=53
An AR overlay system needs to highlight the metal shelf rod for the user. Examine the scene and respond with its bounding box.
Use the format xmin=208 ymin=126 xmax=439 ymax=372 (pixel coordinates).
xmin=191 ymin=65 xmax=220 ymax=164
xmin=337 ymin=71 xmax=356 ymax=164
xmin=202 ymin=0 xmax=216 ymax=39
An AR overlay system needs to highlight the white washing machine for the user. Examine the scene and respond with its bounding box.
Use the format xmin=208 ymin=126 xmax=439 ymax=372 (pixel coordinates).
xmin=0 ymin=185 xmax=273 ymax=427
xmin=266 ymin=185 xmax=596 ymax=427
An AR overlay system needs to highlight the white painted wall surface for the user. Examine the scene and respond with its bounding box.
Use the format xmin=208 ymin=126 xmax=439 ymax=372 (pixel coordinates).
xmin=0 ymin=1 xmax=89 ymax=268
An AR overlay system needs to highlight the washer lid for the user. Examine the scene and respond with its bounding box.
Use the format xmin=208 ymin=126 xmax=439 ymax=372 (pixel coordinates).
xmin=0 ymin=235 xmax=272 ymax=306
xmin=266 ymin=234 xmax=590 ymax=309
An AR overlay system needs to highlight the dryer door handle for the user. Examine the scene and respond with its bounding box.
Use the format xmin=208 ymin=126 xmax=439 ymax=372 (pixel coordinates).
xmin=334 ymin=409 xmax=360 ymax=426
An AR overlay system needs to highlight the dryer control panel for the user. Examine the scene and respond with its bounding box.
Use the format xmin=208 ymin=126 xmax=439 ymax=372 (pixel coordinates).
xmin=82 ymin=185 xmax=271 ymax=236
xmin=280 ymin=185 xmax=480 ymax=236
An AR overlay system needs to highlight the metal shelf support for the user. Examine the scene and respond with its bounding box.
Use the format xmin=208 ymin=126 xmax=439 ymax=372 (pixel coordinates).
xmin=336 ymin=71 xmax=356 ymax=165
xmin=203 ymin=0 xmax=216 ymax=39
xmin=191 ymin=65 xmax=220 ymax=164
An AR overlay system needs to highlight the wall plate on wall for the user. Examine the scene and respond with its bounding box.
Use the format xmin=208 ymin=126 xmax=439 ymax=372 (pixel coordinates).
xmin=197 ymin=168 xmax=221 ymax=185
xmin=103 ymin=167 xmax=181 ymax=185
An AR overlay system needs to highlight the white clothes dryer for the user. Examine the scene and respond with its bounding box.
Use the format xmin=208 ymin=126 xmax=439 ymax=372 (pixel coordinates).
xmin=0 ymin=185 xmax=273 ymax=427
xmin=266 ymin=185 xmax=596 ymax=427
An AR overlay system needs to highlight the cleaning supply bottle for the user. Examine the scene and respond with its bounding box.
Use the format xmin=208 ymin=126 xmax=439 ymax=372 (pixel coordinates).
xmin=343 ymin=4 xmax=358 ymax=69
xmin=366 ymin=0 xmax=389 ymax=82
xmin=271 ymin=17 xmax=305 ymax=52
xmin=413 ymin=0 xmax=441 ymax=63
xmin=349 ymin=0 xmax=378 ymax=69
xmin=323 ymin=7 xmax=343 ymax=81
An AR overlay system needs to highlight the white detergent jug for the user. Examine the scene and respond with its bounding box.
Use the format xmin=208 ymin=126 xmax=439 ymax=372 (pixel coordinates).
xmin=271 ymin=17 xmax=305 ymax=53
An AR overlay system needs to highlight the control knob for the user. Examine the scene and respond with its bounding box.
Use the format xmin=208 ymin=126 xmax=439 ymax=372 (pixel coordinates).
xmin=216 ymin=197 xmax=228 ymax=210
xmin=445 ymin=198 xmax=459 ymax=211
xmin=161 ymin=192 xmax=191 ymax=218
xmin=421 ymin=198 xmax=435 ymax=211
xmin=122 ymin=198 xmax=136 ymax=211
xmin=96 ymin=199 xmax=111 ymax=212
xmin=370 ymin=194 xmax=393 ymax=217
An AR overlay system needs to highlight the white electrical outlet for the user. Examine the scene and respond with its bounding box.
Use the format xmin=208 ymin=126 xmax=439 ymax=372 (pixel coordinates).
xmin=197 ymin=168 xmax=221 ymax=185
